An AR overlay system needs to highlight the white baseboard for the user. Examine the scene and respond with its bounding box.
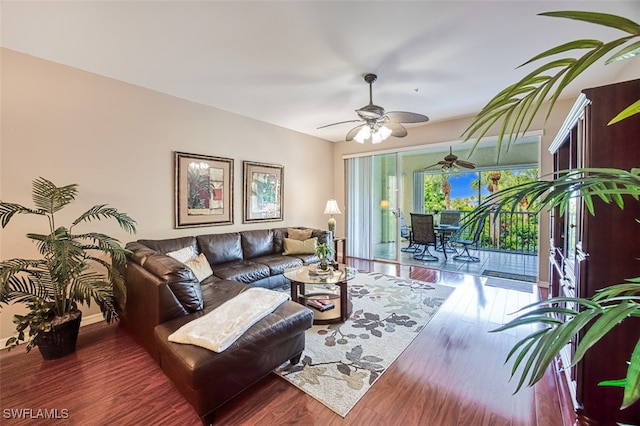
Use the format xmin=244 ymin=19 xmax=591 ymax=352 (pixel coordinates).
xmin=0 ymin=313 xmax=105 ymax=351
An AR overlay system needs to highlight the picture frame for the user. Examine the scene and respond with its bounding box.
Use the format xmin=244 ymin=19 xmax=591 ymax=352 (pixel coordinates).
xmin=243 ymin=161 xmax=284 ymax=223
xmin=175 ymin=151 xmax=233 ymax=228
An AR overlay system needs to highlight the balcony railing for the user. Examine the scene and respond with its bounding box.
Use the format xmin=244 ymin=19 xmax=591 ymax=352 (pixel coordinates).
xmin=427 ymin=210 xmax=539 ymax=255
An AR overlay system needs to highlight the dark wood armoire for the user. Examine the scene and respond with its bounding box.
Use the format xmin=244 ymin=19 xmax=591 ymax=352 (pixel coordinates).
xmin=549 ymin=78 xmax=640 ymax=425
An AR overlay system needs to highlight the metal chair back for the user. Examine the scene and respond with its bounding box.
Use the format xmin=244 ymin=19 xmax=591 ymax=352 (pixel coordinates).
xmin=440 ymin=210 xmax=461 ymax=226
xmin=410 ymin=213 xmax=436 ymax=244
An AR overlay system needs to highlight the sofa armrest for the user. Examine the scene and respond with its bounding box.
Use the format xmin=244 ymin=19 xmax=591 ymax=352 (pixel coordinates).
xmin=141 ymin=254 xmax=204 ymax=313
xmin=312 ymin=229 xmax=333 ymax=247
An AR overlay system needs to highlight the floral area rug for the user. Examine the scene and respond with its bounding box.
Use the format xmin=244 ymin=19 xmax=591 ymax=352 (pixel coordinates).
xmin=275 ymin=272 xmax=454 ymax=417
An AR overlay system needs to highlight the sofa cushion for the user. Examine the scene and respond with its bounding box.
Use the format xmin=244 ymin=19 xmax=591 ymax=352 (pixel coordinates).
xmin=241 ymin=230 xmax=274 ymax=259
xmin=213 ymin=260 xmax=270 ymax=284
xmin=283 ymin=237 xmax=317 ymax=255
xmin=251 ymin=254 xmax=303 ymax=275
xmin=287 ymin=227 xmax=312 ymax=241
xmin=197 ymin=233 xmax=243 ymax=265
xmin=184 ymin=253 xmax=214 ymax=282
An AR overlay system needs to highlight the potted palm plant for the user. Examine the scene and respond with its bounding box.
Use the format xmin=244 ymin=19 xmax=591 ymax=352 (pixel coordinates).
xmin=314 ymin=243 xmax=334 ymax=271
xmin=461 ymin=11 xmax=640 ymax=410
xmin=0 ymin=177 xmax=136 ymax=359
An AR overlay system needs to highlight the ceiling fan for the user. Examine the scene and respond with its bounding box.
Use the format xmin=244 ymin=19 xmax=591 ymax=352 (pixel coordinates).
xmin=426 ymin=147 xmax=476 ymax=172
xmin=318 ymin=73 xmax=429 ymax=144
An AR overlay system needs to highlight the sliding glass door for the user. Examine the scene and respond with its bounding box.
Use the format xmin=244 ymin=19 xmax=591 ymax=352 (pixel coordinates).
xmin=346 ymin=153 xmax=401 ymax=263
xmin=372 ymin=153 xmax=399 ymax=262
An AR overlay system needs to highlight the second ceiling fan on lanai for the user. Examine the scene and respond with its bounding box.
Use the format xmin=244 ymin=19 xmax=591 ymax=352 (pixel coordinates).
xmin=318 ymin=73 xmax=430 ymax=144
xmin=425 ymin=146 xmax=476 ymax=172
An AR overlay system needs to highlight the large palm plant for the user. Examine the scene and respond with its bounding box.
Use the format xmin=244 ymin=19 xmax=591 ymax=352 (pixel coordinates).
xmin=460 ymin=11 xmax=640 ymax=410
xmin=0 ymin=177 xmax=137 ymax=352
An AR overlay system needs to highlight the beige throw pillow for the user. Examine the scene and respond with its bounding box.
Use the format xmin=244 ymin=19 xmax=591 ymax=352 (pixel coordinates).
xmin=166 ymin=246 xmax=196 ymax=263
xmin=184 ymin=253 xmax=214 ymax=282
xmin=287 ymin=228 xmax=313 ymax=241
xmin=283 ymin=237 xmax=318 ymax=255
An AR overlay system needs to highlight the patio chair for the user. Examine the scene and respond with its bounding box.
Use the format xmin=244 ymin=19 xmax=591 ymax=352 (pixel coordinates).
xmin=440 ymin=210 xmax=461 ymax=226
xmin=410 ymin=213 xmax=439 ymax=261
xmin=451 ymin=218 xmax=486 ymax=262
xmin=435 ymin=210 xmax=462 ymax=257
xmin=396 ymin=211 xmax=419 ymax=253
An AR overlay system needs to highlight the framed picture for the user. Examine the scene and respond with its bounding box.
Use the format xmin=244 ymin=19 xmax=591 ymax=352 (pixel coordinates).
xmin=175 ymin=151 xmax=233 ymax=228
xmin=243 ymin=161 xmax=284 ymax=223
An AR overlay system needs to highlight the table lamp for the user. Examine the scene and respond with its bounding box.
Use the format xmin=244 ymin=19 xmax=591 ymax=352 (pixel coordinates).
xmin=324 ymin=199 xmax=342 ymax=234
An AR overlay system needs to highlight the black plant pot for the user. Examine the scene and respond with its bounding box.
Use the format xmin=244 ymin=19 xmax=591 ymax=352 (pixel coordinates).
xmin=36 ymin=311 xmax=82 ymax=360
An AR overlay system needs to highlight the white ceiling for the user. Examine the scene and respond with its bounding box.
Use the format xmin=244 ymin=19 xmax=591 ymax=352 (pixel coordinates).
xmin=2 ymin=1 xmax=639 ymax=143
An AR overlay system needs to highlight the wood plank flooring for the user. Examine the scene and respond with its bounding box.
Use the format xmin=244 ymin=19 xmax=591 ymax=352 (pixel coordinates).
xmin=0 ymin=259 xmax=564 ymax=425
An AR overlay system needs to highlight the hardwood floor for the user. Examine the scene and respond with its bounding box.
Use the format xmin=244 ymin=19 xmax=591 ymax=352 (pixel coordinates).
xmin=0 ymin=259 xmax=564 ymax=425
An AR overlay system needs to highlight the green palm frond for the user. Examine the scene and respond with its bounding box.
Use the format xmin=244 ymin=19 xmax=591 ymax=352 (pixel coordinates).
xmin=491 ymin=283 xmax=640 ymax=403
xmin=73 ymin=232 xmax=129 ymax=264
xmin=0 ymin=202 xmax=45 ymax=228
xmin=31 ymin=177 xmax=78 ymax=215
xmin=609 ymin=99 xmax=640 ymax=125
xmin=0 ymin=274 xmax=54 ymax=305
xmin=72 ymin=204 xmax=137 ymax=234
xmin=461 ymin=11 xmax=640 ymax=156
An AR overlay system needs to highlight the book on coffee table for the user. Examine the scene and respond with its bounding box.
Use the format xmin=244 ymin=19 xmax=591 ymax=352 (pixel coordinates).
xmin=306 ymin=296 xmax=335 ymax=312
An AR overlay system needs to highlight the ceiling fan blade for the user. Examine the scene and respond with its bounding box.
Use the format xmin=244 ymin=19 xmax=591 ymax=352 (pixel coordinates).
xmin=456 ymin=160 xmax=476 ymax=169
xmin=345 ymin=124 xmax=366 ymax=141
xmin=384 ymin=121 xmax=408 ymax=138
xmin=423 ymin=162 xmax=441 ymax=170
xmin=317 ymin=119 xmax=363 ymax=129
xmin=385 ymin=111 xmax=429 ymax=124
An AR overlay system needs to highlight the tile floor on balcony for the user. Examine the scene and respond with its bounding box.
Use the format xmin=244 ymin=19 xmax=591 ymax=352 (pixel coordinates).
xmin=373 ymin=241 xmax=539 ymax=283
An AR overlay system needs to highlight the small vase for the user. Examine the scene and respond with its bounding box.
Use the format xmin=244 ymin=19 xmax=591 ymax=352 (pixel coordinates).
xmin=319 ymin=259 xmax=328 ymax=271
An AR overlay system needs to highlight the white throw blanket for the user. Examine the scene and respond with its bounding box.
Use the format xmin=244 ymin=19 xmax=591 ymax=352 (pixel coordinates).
xmin=168 ymin=287 xmax=290 ymax=353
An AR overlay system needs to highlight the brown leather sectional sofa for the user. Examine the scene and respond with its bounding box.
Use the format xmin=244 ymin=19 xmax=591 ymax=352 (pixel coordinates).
xmin=121 ymin=227 xmax=330 ymax=424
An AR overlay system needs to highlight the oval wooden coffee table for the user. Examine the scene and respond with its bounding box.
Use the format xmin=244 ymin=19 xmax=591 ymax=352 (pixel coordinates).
xmin=284 ymin=264 xmax=358 ymax=324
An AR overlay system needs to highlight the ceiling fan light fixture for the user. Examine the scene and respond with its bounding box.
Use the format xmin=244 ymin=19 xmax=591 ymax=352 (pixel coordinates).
xmin=354 ymin=126 xmax=371 ymax=143
xmin=372 ymin=125 xmax=392 ymax=144
xmin=441 ymin=163 xmax=459 ymax=173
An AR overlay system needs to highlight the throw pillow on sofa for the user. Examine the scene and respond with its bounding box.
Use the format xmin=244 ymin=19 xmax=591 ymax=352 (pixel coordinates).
xmin=183 ymin=253 xmax=214 ymax=282
xmin=287 ymin=228 xmax=313 ymax=241
xmin=166 ymin=246 xmax=196 ymax=263
xmin=282 ymin=237 xmax=317 ymax=255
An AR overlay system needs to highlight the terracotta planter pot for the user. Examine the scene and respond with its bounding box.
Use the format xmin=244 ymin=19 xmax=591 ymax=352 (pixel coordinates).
xmin=36 ymin=311 xmax=82 ymax=360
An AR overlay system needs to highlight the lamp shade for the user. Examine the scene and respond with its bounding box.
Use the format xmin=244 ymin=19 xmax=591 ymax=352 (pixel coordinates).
xmin=324 ymin=199 xmax=342 ymax=215
xmin=324 ymin=199 xmax=341 ymax=234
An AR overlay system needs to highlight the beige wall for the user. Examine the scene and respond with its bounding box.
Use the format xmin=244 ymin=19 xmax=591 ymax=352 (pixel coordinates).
xmin=0 ymin=49 xmax=334 ymax=339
